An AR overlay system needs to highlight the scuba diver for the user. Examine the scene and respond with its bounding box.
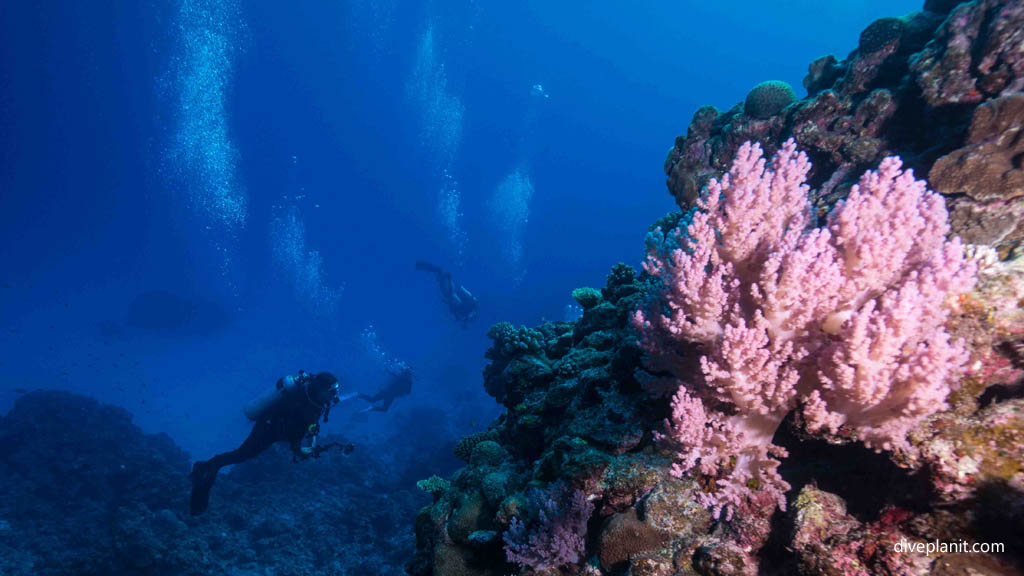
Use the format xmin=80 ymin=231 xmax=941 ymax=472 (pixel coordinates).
xmin=358 ymin=364 xmax=413 ymax=413
xmin=188 ymin=370 xmax=355 ymax=516
xmin=415 ymin=261 xmax=478 ymax=326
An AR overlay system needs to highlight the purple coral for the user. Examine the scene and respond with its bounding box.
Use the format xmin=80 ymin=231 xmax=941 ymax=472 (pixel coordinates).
xmin=634 ymin=139 xmax=976 ymax=519
xmin=503 ymin=483 xmax=594 ymax=570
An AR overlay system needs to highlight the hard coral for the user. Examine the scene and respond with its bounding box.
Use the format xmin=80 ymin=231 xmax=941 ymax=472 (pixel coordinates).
xmin=572 ymin=287 xmax=604 ymax=310
xmin=743 ymin=81 xmax=797 ymax=120
xmin=597 ymin=508 xmax=672 ymax=573
xmin=454 ymin=430 xmax=501 ymax=462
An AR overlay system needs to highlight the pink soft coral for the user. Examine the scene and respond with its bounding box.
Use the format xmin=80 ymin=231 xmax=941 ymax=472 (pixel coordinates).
xmin=635 ymin=140 xmax=976 ymax=518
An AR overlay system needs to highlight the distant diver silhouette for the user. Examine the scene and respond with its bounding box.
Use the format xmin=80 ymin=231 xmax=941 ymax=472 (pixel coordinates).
xmin=358 ymin=364 xmax=413 ymax=413
xmin=415 ymin=261 xmax=478 ymax=326
xmin=188 ymin=370 xmax=355 ymax=515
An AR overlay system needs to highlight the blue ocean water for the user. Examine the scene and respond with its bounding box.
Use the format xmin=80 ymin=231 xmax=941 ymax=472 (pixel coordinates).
xmin=0 ymin=0 xmax=920 ymax=465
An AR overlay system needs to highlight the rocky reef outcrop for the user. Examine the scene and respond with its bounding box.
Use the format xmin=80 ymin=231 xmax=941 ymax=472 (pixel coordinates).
xmin=664 ymin=0 xmax=1024 ymax=256
xmin=409 ymin=1 xmax=1024 ymax=574
xmin=407 ymin=247 xmax=1023 ymax=575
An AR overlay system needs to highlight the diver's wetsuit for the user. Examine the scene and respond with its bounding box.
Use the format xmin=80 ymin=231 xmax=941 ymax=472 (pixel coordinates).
xmin=358 ymin=368 xmax=413 ymax=412
xmin=189 ymin=371 xmax=347 ymax=516
xmin=415 ymin=261 xmax=478 ymax=325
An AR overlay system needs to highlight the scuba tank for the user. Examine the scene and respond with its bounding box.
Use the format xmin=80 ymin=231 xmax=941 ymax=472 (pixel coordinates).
xmin=244 ymin=371 xmax=307 ymax=421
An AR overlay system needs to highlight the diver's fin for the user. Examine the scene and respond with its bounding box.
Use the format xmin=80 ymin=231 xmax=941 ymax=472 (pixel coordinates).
xmin=189 ymin=461 xmax=218 ymax=516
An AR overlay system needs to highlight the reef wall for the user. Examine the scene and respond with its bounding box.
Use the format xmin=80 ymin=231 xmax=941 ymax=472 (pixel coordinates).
xmin=664 ymin=0 xmax=1023 ymax=256
xmin=408 ymin=1 xmax=1024 ymax=575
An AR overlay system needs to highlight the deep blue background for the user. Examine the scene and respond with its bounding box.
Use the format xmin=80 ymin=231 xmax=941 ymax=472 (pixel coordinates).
xmin=0 ymin=0 xmax=920 ymax=459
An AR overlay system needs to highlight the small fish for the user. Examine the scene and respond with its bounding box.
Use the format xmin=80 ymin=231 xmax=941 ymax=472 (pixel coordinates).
xmin=14 ymin=388 xmax=26 ymax=394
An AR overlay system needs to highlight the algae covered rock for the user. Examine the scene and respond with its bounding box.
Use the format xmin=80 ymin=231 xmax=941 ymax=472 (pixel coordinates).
xmin=930 ymin=93 xmax=1024 ymax=203
xmin=786 ymin=486 xmax=930 ymax=576
xmin=447 ymin=491 xmax=498 ymax=545
xmin=858 ymin=17 xmax=905 ymax=54
xmin=911 ymin=0 xmax=1024 ymax=107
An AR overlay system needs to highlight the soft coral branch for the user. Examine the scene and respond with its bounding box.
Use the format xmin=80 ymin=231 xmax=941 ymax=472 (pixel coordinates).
xmin=635 ymin=139 xmax=976 ymax=518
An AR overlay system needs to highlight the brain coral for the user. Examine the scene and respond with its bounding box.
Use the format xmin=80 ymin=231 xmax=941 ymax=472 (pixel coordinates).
xmin=744 ymin=80 xmax=797 ymax=119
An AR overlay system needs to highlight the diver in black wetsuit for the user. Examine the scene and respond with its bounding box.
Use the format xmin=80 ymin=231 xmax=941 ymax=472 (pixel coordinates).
xmin=415 ymin=261 xmax=478 ymax=326
xmin=188 ymin=370 xmax=354 ymax=516
xmin=358 ymin=365 xmax=413 ymax=413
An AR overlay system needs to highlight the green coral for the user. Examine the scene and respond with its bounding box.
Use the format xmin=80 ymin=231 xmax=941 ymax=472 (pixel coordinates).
xmin=486 ymin=322 xmax=544 ymax=357
xmin=454 ymin=430 xmax=500 ymax=462
xmin=470 ymin=440 xmax=508 ymax=468
xmin=481 ymin=471 xmax=511 ymax=507
xmin=744 ymin=80 xmax=797 ymax=119
xmin=647 ymin=211 xmax=685 ymax=233
xmin=417 ymin=475 xmax=451 ymax=497
xmin=572 ymin=287 xmax=603 ymax=310
xmin=604 ymin=263 xmax=641 ymax=304
xmin=554 ymin=357 xmax=579 ymax=378
xmin=607 ymin=263 xmax=636 ymax=287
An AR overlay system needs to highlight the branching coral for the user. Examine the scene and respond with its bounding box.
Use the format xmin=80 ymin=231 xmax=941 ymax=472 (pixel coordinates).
xmin=634 ymin=139 xmax=976 ymax=519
